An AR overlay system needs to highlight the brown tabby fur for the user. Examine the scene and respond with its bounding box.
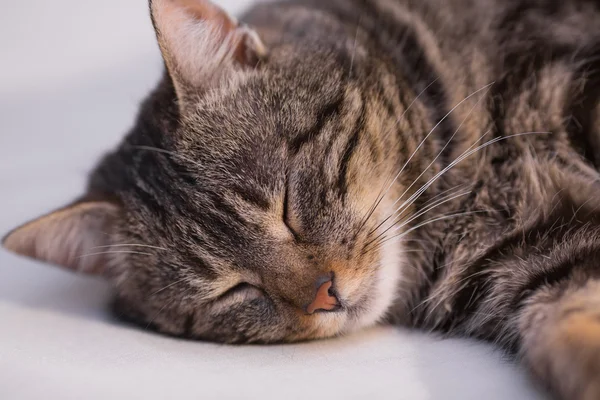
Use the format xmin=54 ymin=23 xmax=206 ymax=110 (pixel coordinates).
xmin=4 ymin=1 xmax=600 ymax=399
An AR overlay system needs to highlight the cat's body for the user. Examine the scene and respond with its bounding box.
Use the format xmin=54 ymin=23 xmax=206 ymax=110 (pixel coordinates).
xmin=5 ymin=0 xmax=600 ymax=399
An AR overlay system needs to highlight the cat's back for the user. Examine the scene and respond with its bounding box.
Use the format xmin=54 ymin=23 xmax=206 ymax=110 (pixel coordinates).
xmin=358 ymin=0 xmax=600 ymax=169
xmin=254 ymin=0 xmax=600 ymax=108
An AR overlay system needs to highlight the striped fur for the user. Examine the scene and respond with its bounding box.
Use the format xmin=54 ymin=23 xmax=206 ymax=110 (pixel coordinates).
xmin=4 ymin=1 xmax=600 ymax=398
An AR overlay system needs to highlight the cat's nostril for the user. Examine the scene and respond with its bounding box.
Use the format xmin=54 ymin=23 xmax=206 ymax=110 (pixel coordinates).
xmin=305 ymin=274 xmax=341 ymax=314
xmin=328 ymin=285 xmax=336 ymax=297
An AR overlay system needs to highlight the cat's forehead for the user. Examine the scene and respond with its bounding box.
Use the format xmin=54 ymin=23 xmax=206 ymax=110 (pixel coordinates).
xmin=183 ymin=68 xmax=346 ymax=139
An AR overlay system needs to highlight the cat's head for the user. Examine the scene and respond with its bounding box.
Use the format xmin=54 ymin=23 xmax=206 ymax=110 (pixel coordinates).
xmin=3 ymin=0 xmax=405 ymax=343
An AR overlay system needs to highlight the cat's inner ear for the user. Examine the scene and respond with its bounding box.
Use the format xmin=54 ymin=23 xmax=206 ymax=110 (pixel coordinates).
xmin=150 ymin=0 xmax=267 ymax=95
xmin=2 ymin=201 xmax=120 ymax=276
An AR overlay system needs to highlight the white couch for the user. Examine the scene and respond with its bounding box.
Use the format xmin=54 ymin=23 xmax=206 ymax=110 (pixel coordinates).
xmin=0 ymin=1 xmax=546 ymax=398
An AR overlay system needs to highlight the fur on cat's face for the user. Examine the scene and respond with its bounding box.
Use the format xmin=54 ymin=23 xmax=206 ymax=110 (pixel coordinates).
xmin=2 ymin=0 xmax=406 ymax=343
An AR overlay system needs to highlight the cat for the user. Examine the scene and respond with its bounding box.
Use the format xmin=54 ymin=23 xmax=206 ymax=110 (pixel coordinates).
xmin=4 ymin=0 xmax=600 ymax=398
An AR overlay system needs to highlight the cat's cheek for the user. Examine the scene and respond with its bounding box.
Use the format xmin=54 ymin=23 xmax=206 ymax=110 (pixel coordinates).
xmin=350 ymin=238 xmax=404 ymax=331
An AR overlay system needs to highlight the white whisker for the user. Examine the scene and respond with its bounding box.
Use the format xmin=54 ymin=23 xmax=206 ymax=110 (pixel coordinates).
xmin=388 ymin=83 xmax=493 ymax=216
xmin=386 ymin=82 xmax=496 ymax=210
xmin=388 ymin=131 xmax=551 ymax=229
xmin=368 ymin=182 xmax=474 ymax=236
xmin=132 ymin=145 xmax=202 ymax=169
xmin=145 ymin=295 xmax=182 ymax=330
xmin=421 ymin=183 xmax=475 ymax=208
xmin=371 ymin=210 xmax=492 ymax=254
xmin=77 ymin=250 xmax=154 ymax=259
xmin=349 ymin=16 xmax=362 ymax=77
xmin=364 ymin=189 xmax=472 ymax=252
xmin=387 ymin=190 xmax=472 ymax=237
xmin=149 ymin=277 xmax=190 ymax=297
xmin=356 ymin=78 xmax=440 ymax=231
xmin=91 ymin=244 xmax=169 ymax=251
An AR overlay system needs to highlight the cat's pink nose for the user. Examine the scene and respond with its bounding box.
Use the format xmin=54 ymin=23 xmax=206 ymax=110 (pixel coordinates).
xmin=305 ymin=275 xmax=341 ymax=314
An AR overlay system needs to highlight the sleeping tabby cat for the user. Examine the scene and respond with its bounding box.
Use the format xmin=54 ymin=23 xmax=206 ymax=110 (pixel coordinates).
xmin=4 ymin=0 xmax=600 ymax=398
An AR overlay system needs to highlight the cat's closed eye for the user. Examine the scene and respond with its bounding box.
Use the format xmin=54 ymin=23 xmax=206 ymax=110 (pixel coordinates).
xmin=282 ymin=185 xmax=302 ymax=240
xmin=218 ymin=282 xmax=265 ymax=303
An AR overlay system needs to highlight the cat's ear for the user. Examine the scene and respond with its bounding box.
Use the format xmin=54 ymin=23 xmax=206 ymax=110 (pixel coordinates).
xmin=2 ymin=201 xmax=121 ymax=276
xmin=150 ymin=0 xmax=267 ymax=98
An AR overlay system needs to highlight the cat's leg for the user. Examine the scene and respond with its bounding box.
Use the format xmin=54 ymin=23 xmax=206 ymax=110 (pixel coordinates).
xmin=519 ymin=279 xmax=600 ymax=400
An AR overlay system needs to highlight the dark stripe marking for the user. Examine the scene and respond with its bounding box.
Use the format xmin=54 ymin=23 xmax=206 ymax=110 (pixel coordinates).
xmin=288 ymin=96 xmax=345 ymax=154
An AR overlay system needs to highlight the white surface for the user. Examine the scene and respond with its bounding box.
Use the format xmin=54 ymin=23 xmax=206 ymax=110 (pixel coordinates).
xmin=0 ymin=1 xmax=547 ymax=399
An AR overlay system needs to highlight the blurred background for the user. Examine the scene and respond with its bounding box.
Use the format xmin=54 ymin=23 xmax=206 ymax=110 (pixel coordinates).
xmin=0 ymin=1 xmax=546 ymax=399
xmin=0 ymin=0 xmax=252 ymax=231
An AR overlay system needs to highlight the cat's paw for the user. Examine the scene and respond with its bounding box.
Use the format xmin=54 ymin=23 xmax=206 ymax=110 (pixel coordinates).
xmin=553 ymin=310 xmax=600 ymax=400
xmin=524 ymin=285 xmax=600 ymax=400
